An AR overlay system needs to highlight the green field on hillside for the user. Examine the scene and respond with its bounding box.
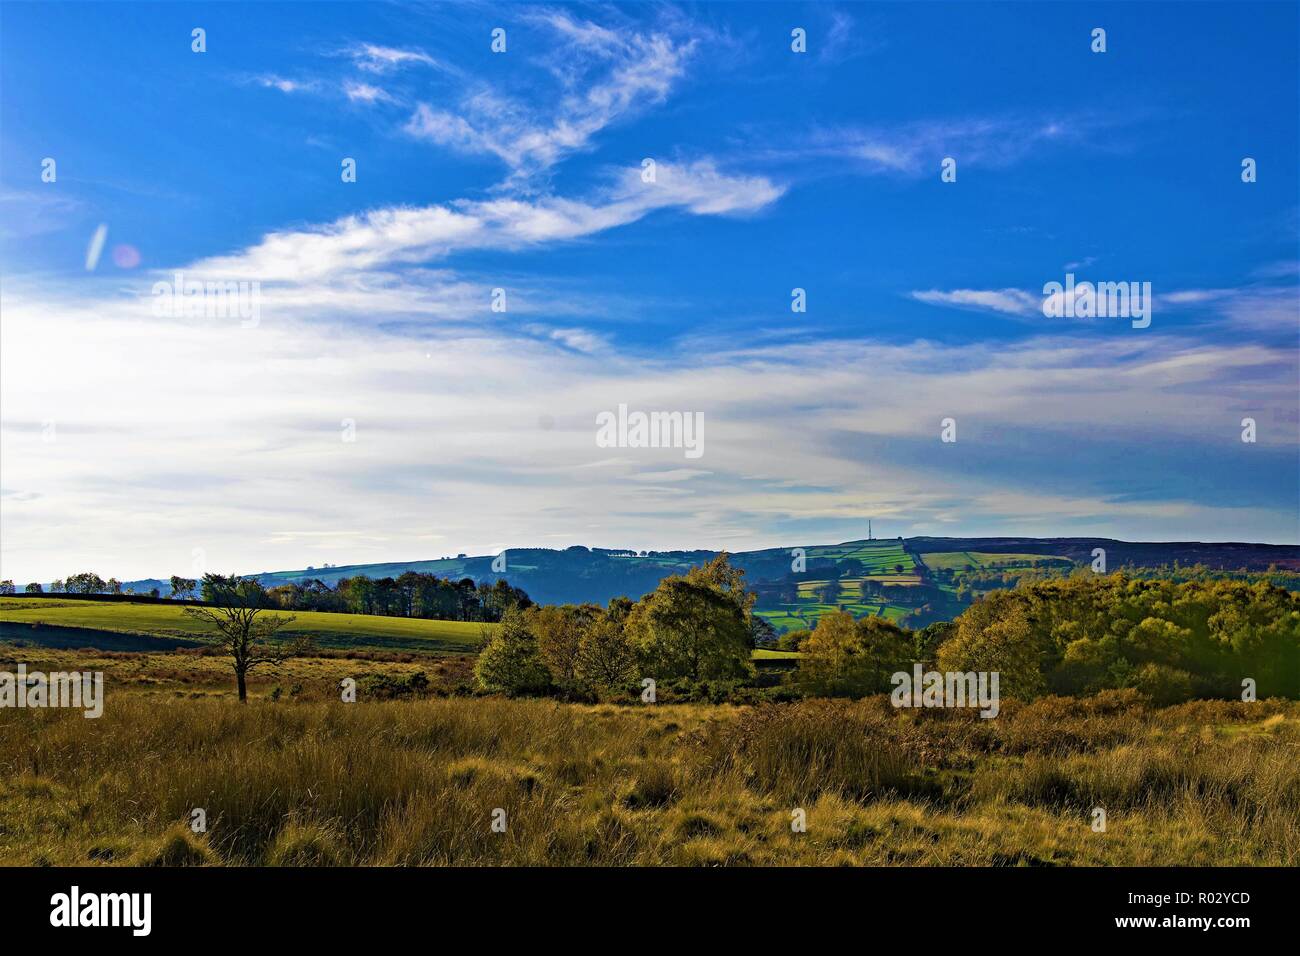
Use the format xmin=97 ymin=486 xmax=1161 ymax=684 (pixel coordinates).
xmin=751 ymin=541 xmax=923 ymax=633
xmin=805 ymin=541 xmax=915 ymax=574
xmin=0 ymin=598 xmax=489 ymax=654
xmin=919 ymin=551 xmax=1070 ymax=571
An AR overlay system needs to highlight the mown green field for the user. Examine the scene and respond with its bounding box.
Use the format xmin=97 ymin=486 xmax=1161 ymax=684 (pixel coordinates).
xmin=0 ymin=598 xmax=489 ymax=654
xmin=919 ymin=551 xmax=1069 ymax=571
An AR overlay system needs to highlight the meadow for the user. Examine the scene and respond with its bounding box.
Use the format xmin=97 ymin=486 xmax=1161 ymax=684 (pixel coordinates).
xmin=1 ymin=665 xmax=1295 ymax=866
xmin=0 ymin=597 xmax=488 ymax=654
xmin=918 ymin=552 xmax=1069 ymax=571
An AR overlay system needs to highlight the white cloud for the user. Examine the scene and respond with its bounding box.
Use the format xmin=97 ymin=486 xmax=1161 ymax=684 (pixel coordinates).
xmin=405 ymin=14 xmax=696 ymax=181
xmin=184 ymin=160 xmax=783 ymax=284
xmin=345 ymin=43 xmax=439 ymax=73
xmin=911 ymin=288 xmax=1039 ymax=317
xmin=252 ymin=74 xmax=317 ymax=94
xmin=343 ymin=81 xmax=393 ymax=104
xmin=530 ymin=326 xmax=609 ymax=354
xmin=913 ymin=282 xmax=1300 ymax=330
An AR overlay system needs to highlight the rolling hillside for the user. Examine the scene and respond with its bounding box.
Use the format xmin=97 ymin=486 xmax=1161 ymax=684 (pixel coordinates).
xmin=0 ymin=598 xmax=489 ymax=654
xmin=93 ymin=536 xmax=1300 ymax=636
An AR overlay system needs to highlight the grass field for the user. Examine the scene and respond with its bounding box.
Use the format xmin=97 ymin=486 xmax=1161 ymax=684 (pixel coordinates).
xmin=919 ymin=552 xmax=1070 ymax=571
xmin=0 ymin=644 xmax=478 ymax=701
xmin=807 ymin=541 xmax=916 ymax=574
xmin=1 ymin=675 xmax=1294 ymax=866
xmin=0 ymin=598 xmax=489 ymax=654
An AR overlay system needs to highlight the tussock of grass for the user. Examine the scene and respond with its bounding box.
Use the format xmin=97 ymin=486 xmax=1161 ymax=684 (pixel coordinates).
xmin=129 ymin=824 xmax=217 ymax=867
xmin=265 ymin=822 xmax=350 ymax=867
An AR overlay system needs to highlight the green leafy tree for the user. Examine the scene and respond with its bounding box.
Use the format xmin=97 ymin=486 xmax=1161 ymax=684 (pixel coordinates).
xmin=776 ymin=628 xmax=812 ymax=652
xmin=575 ymin=616 xmax=638 ymax=696
xmin=625 ymin=576 xmax=752 ymax=682
xmin=475 ymin=607 xmax=552 ymax=695
xmin=24 ymin=582 xmax=43 ymax=594
xmin=686 ymin=553 xmax=756 ymax=618
xmin=937 ymin=594 xmax=1046 ymax=699
xmin=794 ymin=611 xmax=912 ymax=697
xmin=64 ymin=572 xmax=106 ymax=594
xmin=750 ymin=615 xmax=779 ymax=648
xmin=169 ymin=575 xmax=198 ymax=600
xmin=529 ymin=603 xmax=601 ymax=691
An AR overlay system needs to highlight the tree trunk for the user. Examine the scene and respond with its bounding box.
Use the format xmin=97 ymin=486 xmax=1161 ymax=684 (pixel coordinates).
xmin=236 ymin=667 xmax=248 ymax=702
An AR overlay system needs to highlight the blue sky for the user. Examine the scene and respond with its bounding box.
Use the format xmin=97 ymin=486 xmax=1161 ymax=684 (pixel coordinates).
xmin=1 ymin=1 xmax=1297 ymax=582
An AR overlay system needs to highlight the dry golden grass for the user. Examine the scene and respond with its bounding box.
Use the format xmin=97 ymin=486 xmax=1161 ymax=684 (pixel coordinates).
xmin=0 ymin=645 xmax=476 ymax=701
xmin=1 ymin=656 xmax=1296 ymax=866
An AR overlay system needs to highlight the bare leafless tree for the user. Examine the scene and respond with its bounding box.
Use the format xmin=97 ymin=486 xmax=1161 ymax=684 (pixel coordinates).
xmin=184 ymin=575 xmax=304 ymax=701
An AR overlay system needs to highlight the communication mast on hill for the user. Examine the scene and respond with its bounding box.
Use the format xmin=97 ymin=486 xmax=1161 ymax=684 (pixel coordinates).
xmin=868 ymin=519 xmax=873 ymax=540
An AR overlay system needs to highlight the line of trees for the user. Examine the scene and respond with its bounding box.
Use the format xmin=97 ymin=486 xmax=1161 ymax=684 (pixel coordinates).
xmin=255 ymin=573 xmax=532 ymax=623
xmin=788 ymin=575 xmax=1299 ymax=703
xmin=11 ymin=568 xmax=532 ymax=625
xmin=934 ymin=575 xmax=1300 ymax=702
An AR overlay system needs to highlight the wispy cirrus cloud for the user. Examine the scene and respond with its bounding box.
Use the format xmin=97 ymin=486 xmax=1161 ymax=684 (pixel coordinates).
xmin=526 ymin=325 xmax=610 ymax=354
xmin=913 ymin=278 xmax=1299 ymax=330
xmin=911 ymin=288 xmax=1039 ymax=317
xmin=248 ymin=73 xmax=320 ymax=94
xmin=343 ymin=42 xmax=442 ymax=74
xmin=762 ymin=112 xmax=1136 ymax=178
xmin=404 ymin=11 xmax=697 ymax=184
xmin=0 ymin=189 xmax=84 ymax=239
xmin=343 ymin=80 xmax=394 ymax=104
xmin=187 ymin=160 xmax=783 ymax=283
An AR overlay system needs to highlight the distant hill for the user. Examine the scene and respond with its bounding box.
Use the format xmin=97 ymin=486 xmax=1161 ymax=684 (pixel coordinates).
xmin=112 ymin=536 xmax=1298 ymax=633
